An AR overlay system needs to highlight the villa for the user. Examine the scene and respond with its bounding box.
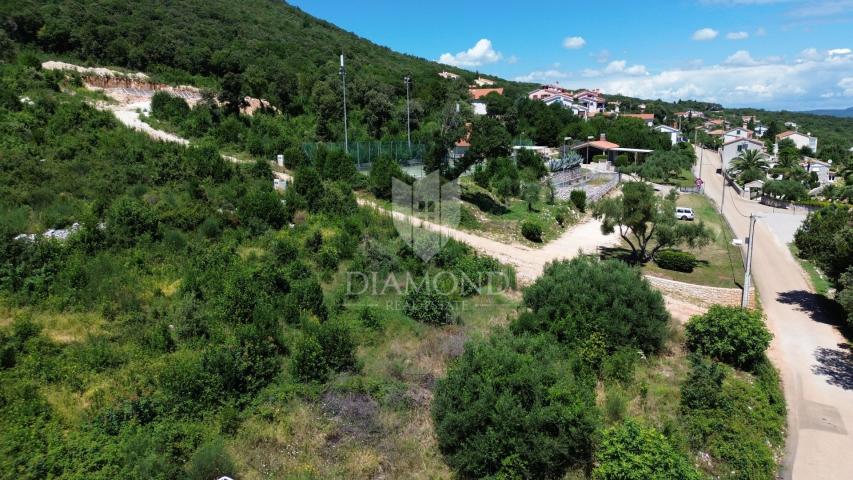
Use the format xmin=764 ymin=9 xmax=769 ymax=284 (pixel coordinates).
xmin=722 ymin=137 xmax=765 ymax=170
xmin=654 ymin=124 xmax=682 ymax=145
xmin=622 ymin=113 xmax=654 ymax=127
xmin=776 ymin=130 xmax=818 ymax=152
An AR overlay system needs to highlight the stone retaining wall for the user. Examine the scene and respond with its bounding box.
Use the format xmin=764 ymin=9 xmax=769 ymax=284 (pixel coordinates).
xmin=644 ymin=274 xmax=756 ymax=309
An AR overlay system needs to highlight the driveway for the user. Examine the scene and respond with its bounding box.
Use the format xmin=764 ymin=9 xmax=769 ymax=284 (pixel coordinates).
xmin=697 ymin=147 xmax=853 ymax=479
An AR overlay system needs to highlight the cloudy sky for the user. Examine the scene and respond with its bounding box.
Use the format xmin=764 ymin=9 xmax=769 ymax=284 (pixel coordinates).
xmin=292 ymin=0 xmax=853 ymax=110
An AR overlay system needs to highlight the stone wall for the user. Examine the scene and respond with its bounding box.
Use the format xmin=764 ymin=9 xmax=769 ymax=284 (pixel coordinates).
xmin=644 ymin=274 xmax=756 ymax=308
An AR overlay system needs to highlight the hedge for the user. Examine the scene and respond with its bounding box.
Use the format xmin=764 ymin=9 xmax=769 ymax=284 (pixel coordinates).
xmin=655 ymin=250 xmax=697 ymax=272
xmin=521 ymin=220 xmax=543 ymax=242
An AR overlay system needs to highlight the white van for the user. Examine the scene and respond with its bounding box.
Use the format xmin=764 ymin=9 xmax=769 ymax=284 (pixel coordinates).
xmin=675 ymin=207 xmax=695 ymax=221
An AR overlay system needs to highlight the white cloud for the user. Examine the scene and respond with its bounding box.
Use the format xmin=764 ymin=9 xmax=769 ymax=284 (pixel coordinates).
xmin=513 ymin=69 xmax=571 ymax=83
xmin=563 ymin=36 xmax=586 ymax=49
xmin=829 ymin=48 xmax=852 ymax=56
xmin=438 ymin=39 xmax=502 ymax=67
xmin=755 ymin=26 xmax=767 ymax=36
xmin=519 ymin=47 xmax=853 ymax=109
xmin=580 ymin=59 xmax=648 ymax=78
xmin=840 ymin=77 xmax=853 ymax=95
xmin=605 ymin=60 xmax=627 ymax=73
xmin=506 ymin=55 xmax=519 ymax=64
xmin=724 ymin=50 xmax=759 ymax=65
xmin=692 ymin=28 xmax=719 ymax=40
xmin=726 ymin=31 xmax=749 ymax=39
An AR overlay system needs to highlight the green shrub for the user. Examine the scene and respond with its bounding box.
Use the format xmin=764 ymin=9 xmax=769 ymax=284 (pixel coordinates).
xmin=593 ymin=419 xmax=700 ymax=480
xmin=554 ymin=205 xmax=570 ymax=227
xmin=570 ymin=190 xmax=587 ymax=212
xmin=592 ymin=154 xmax=608 ymax=162
xmin=291 ymin=334 xmax=327 ymax=382
xmin=403 ymin=284 xmax=454 ymax=325
xmin=432 ymin=332 xmax=598 ymax=478
xmin=655 ymin=250 xmax=697 ymax=273
xmin=602 ymin=347 xmax=638 ymax=384
xmin=518 ymin=257 xmax=669 ymax=353
xmin=521 ymin=220 xmax=543 ymax=242
xmin=685 ymin=305 xmax=772 ymax=369
xmin=186 ymin=438 xmax=236 ymax=480
xmin=680 ymin=356 xmax=785 ymax=480
xmin=316 ymin=319 xmax=358 ymax=373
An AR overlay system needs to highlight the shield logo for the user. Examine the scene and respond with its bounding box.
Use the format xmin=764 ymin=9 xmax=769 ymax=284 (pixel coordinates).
xmin=392 ymin=170 xmax=461 ymax=262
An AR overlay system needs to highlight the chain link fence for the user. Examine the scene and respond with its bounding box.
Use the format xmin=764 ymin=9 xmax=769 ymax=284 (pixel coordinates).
xmin=302 ymin=141 xmax=427 ymax=171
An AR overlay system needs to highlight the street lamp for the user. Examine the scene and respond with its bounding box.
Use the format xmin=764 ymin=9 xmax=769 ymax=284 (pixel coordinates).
xmin=404 ymin=75 xmax=412 ymax=153
xmin=339 ymin=53 xmax=349 ymax=154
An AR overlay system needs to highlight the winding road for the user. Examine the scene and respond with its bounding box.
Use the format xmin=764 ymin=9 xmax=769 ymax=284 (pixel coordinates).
xmin=696 ymin=146 xmax=853 ymax=479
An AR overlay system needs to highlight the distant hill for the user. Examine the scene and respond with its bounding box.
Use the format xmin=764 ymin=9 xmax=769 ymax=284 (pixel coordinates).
xmin=800 ymin=107 xmax=853 ymax=118
xmin=0 ymin=0 xmax=513 ymax=111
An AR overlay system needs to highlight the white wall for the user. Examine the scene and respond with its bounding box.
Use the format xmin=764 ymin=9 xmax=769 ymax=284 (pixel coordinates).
xmin=722 ymin=140 xmax=763 ymax=170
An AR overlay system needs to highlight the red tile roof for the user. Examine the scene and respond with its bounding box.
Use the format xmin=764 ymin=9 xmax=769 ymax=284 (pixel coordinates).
xmin=622 ymin=113 xmax=654 ymax=121
xmin=469 ymin=87 xmax=504 ymax=99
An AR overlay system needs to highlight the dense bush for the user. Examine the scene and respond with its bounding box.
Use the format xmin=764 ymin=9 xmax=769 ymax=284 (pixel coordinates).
xmin=403 ymin=284 xmax=454 ymax=325
xmin=680 ymin=356 xmax=785 ymax=480
xmin=432 ymin=332 xmax=598 ymax=478
xmin=655 ymin=250 xmax=697 ymax=273
xmin=685 ymin=306 xmax=771 ymax=369
xmin=521 ymin=220 xmax=543 ymax=242
xmin=369 ymin=155 xmax=406 ymax=200
xmin=570 ymin=189 xmax=586 ymax=212
xmin=517 ymin=257 xmax=670 ymax=353
xmin=593 ymin=419 xmax=700 ymax=480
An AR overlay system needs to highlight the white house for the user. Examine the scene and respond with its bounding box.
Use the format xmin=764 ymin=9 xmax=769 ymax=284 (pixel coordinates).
xmin=804 ymin=159 xmax=835 ymax=185
xmin=754 ymin=125 xmax=769 ymax=137
xmin=473 ymin=77 xmax=496 ymax=87
xmin=574 ymin=90 xmax=605 ymax=113
xmin=675 ymin=110 xmax=705 ymax=119
xmin=722 ymin=137 xmax=765 ymax=170
xmin=527 ymin=84 xmax=572 ymax=100
xmin=654 ymin=125 xmax=682 ymax=145
xmin=723 ymin=127 xmax=753 ymax=143
xmin=542 ymin=93 xmax=575 ymax=108
xmin=471 ymin=101 xmax=487 ymax=115
xmin=438 ymin=71 xmax=460 ymax=80
xmin=776 ymin=131 xmax=818 ymax=152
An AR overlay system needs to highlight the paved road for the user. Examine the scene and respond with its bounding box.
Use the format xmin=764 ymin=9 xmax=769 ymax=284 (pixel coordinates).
xmin=696 ymin=147 xmax=853 ymax=479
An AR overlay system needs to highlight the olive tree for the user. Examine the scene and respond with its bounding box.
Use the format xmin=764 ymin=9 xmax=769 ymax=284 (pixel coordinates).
xmin=594 ymin=182 xmax=710 ymax=263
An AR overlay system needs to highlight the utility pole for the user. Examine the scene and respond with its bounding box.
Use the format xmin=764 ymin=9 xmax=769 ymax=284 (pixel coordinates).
xmin=404 ymin=75 xmax=412 ymax=153
xmin=339 ymin=53 xmax=349 ymax=154
xmin=742 ymin=214 xmax=758 ymax=308
xmin=698 ymin=147 xmax=704 ymax=191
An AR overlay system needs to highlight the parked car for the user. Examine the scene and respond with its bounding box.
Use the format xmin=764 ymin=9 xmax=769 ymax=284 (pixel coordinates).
xmin=675 ymin=207 xmax=695 ymax=221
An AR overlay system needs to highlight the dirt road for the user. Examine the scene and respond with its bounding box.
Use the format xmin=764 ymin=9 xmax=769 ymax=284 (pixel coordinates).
xmin=359 ymin=199 xmax=707 ymax=321
xmin=697 ymin=147 xmax=853 ymax=479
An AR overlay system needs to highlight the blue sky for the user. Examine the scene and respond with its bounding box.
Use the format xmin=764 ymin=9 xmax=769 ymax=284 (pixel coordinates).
xmin=290 ymin=0 xmax=853 ymax=110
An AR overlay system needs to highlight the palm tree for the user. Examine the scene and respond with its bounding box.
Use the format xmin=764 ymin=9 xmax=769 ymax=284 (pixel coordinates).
xmin=727 ymin=149 xmax=769 ymax=185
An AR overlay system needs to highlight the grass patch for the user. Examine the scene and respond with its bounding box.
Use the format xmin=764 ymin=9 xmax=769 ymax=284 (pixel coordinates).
xmin=605 ymin=193 xmax=746 ymax=288
xmin=789 ymin=244 xmax=832 ymax=295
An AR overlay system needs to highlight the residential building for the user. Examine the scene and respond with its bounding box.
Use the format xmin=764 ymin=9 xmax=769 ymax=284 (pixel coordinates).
xmin=438 ymin=71 xmax=460 ymax=80
xmin=473 ymin=77 xmax=496 ymax=87
xmin=776 ymin=130 xmax=818 ymax=152
xmin=654 ymin=124 xmax=682 ymax=145
xmin=754 ymin=125 xmax=769 ymax=137
xmin=804 ymin=159 xmax=835 ymax=185
xmin=571 ymin=133 xmax=621 ymax=162
xmin=675 ymin=110 xmax=705 ymax=119
xmin=622 ymin=113 xmax=654 ymax=127
xmin=527 ymin=84 xmax=572 ymax=100
xmin=574 ymin=89 xmax=605 ymax=113
xmin=722 ymin=137 xmax=765 ymax=170
xmin=471 ymin=101 xmax=487 ymax=115
xmin=723 ymin=127 xmax=753 ymax=143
